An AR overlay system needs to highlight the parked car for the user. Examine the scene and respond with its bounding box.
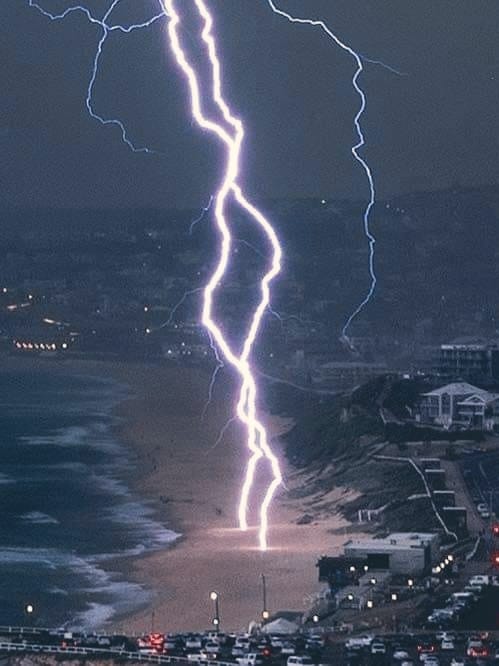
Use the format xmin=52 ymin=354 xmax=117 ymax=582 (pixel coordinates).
xmin=287 ymin=657 xmax=313 ymax=666
xmin=371 ymin=642 xmax=386 ymax=655
xmin=394 ymin=649 xmax=410 ymax=660
xmin=237 ymin=653 xmax=264 ymax=666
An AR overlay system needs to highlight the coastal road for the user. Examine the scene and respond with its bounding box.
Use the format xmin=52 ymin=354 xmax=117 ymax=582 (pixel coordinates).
xmin=460 ymin=450 xmax=499 ymax=516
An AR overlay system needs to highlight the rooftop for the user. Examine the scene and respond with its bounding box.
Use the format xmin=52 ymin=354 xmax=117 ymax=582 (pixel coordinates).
xmin=422 ymin=382 xmax=487 ymax=397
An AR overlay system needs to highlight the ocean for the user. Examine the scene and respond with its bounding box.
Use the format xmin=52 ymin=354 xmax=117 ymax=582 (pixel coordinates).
xmin=0 ymin=365 xmax=178 ymax=630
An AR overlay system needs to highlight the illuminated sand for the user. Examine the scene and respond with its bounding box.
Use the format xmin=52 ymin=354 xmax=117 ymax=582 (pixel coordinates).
xmin=106 ymin=361 xmax=359 ymax=633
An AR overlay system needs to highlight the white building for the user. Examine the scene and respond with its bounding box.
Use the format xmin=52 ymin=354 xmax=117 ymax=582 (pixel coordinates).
xmin=418 ymin=382 xmax=499 ymax=430
xmin=343 ymin=533 xmax=439 ymax=574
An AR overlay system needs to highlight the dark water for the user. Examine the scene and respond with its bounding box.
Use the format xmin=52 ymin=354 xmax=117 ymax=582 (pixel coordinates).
xmin=0 ymin=367 xmax=178 ymax=629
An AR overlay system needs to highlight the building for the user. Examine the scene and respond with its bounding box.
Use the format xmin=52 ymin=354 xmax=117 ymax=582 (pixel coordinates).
xmin=436 ymin=343 xmax=499 ymax=383
xmin=418 ymin=382 xmax=499 ymax=431
xmin=343 ymin=533 xmax=439 ymax=575
xmin=311 ymin=361 xmax=388 ymax=391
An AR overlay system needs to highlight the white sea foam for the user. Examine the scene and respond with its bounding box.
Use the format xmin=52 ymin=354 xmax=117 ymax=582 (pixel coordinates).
xmin=20 ymin=511 xmax=59 ymax=525
xmin=105 ymin=501 xmax=179 ymax=546
xmin=20 ymin=423 xmax=123 ymax=455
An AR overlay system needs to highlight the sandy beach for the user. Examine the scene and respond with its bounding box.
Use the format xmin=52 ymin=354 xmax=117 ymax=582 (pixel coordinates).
xmin=102 ymin=359 xmax=357 ymax=634
xmin=2 ymin=356 xmax=357 ymax=633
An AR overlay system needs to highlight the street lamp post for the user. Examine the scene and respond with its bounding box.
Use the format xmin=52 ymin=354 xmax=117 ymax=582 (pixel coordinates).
xmin=210 ymin=591 xmax=220 ymax=632
xmin=261 ymin=574 xmax=269 ymax=621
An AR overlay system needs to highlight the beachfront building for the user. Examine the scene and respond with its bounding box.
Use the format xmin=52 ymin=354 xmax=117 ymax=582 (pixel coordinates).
xmin=343 ymin=533 xmax=439 ymax=575
xmin=418 ymin=382 xmax=499 ymax=430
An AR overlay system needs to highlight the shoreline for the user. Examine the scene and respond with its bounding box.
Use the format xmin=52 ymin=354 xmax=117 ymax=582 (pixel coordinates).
xmin=2 ymin=355 xmax=361 ymax=633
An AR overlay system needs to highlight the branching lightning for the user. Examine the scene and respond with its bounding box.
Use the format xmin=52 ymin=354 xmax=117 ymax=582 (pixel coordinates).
xmin=265 ymin=1 xmax=377 ymax=344
xmin=189 ymin=195 xmax=214 ymax=235
xmin=28 ymin=0 xmax=167 ymax=152
xmin=163 ymin=0 xmax=283 ymax=550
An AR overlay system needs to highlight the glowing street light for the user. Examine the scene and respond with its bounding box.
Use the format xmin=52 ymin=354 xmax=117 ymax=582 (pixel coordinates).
xmin=312 ymin=615 xmax=319 ymax=623
xmin=391 ymin=593 xmax=398 ymax=602
xmin=407 ymin=578 xmax=414 ymax=588
xmin=261 ymin=574 xmax=269 ymax=622
xmin=210 ymin=591 xmax=220 ymax=631
xmin=366 ymin=600 xmax=374 ymax=609
xmin=24 ymin=603 xmax=35 ymax=627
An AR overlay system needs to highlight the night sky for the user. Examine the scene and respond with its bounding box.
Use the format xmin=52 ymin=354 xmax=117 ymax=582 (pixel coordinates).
xmin=2 ymin=0 xmax=499 ymax=209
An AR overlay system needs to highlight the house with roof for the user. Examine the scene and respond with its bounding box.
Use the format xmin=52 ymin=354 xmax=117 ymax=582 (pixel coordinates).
xmin=418 ymin=382 xmax=499 ymax=430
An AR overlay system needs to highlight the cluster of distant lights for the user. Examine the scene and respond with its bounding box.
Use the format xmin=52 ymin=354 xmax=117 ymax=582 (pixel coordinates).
xmin=432 ymin=553 xmax=454 ymax=575
xmin=14 ymin=341 xmax=68 ymax=351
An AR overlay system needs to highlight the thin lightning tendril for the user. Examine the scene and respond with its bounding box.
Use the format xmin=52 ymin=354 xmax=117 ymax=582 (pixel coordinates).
xmin=266 ymin=1 xmax=377 ymax=344
xmin=189 ymin=195 xmax=214 ymax=235
xmin=28 ymin=0 xmax=167 ymax=153
xmin=163 ymin=0 xmax=283 ymax=550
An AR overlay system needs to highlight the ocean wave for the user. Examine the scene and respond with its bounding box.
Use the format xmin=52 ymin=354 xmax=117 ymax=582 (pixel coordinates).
xmin=20 ymin=511 xmax=60 ymax=525
xmin=0 ymin=546 xmax=150 ymax=629
xmin=19 ymin=423 xmax=123 ymax=456
xmin=0 ymin=473 xmax=16 ymax=485
xmin=104 ymin=501 xmax=180 ymax=547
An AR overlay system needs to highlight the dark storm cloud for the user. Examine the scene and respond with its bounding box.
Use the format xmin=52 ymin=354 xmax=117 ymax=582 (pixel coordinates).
xmin=2 ymin=0 xmax=499 ymax=208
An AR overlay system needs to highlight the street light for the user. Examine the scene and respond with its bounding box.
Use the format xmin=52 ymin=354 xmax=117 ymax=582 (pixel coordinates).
xmin=407 ymin=578 xmax=414 ymax=588
xmin=312 ymin=615 xmax=319 ymax=624
xmin=391 ymin=593 xmax=398 ymax=602
xmin=366 ymin=600 xmax=374 ymax=609
xmin=24 ymin=603 xmax=35 ymax=627
xmin=210 ymin=591 xmax=220 ymax=631
xmin=261 ymin=574 xmax=269 ymax=622
xmin=370 ymin=577 xmax=377 ymax=585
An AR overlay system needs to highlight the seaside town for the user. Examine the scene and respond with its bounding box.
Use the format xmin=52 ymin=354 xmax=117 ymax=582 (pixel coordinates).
xmin=3 ymin=0 xmax=499 ymax=664
xmin=0 ymin=189 xmax=498 ymax=664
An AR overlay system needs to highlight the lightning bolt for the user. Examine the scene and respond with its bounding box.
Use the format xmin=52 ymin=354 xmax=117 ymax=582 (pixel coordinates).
xmin=163 ymin=0 xmax=283 ymax=550
xmin=28 ymin=0 xmax=167 ymax=152
xmin=189 ymin=195 xmax=214 ymax=235
xmin=265 ymin=1 xmax=378 ymax=345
